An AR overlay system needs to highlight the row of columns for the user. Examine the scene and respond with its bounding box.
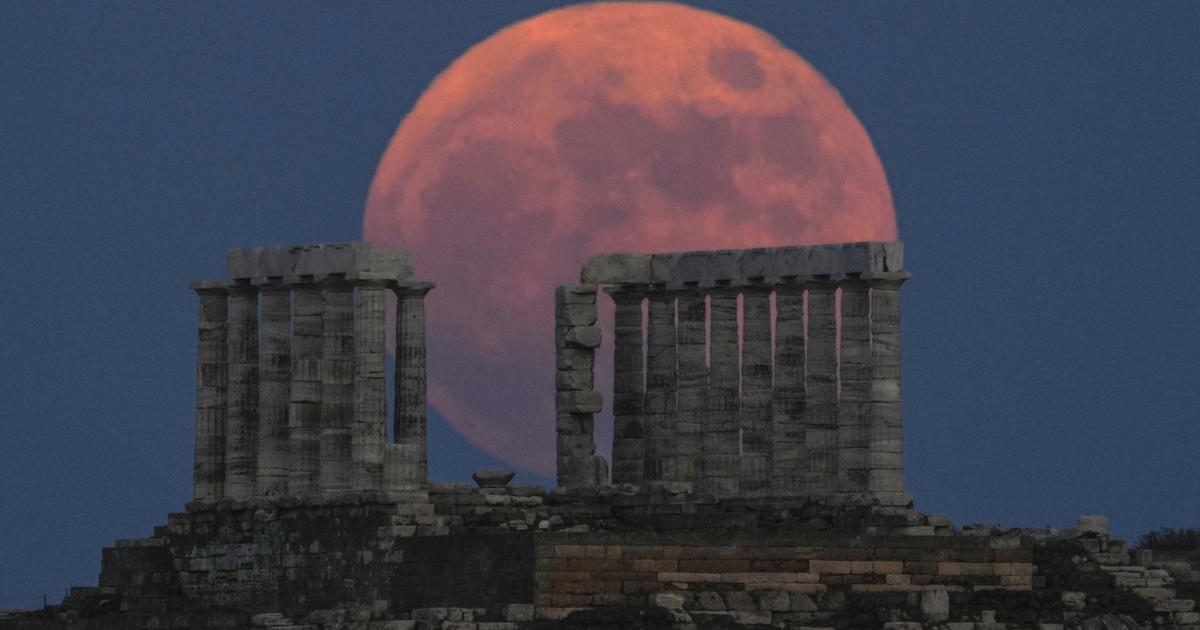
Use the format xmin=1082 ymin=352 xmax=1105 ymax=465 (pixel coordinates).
xmin=192 ymin=278 xmax=433 ymax=501
xmin=603 ymin=273 xmax=908 ymax=500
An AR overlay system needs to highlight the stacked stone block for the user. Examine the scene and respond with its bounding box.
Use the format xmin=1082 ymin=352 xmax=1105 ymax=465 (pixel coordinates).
xmin=553 ymin=284 xmax=606 ymax=488
xmin=188 ymin=242 xmax=434 ymax=501
xmin=562 ymin=242 xmax=911 ymax=505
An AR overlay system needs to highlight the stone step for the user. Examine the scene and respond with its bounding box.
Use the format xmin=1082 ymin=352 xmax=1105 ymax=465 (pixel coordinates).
xmin=1132 ymin=587 xmax=1176 ymax=600
xmin=1154 ymin=599 xmax=1196 ymax=613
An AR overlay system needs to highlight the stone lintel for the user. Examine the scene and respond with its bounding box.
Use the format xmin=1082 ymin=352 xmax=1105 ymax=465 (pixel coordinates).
xmin=189 ymin=280 xmax=228 ymax=294
xmin=227 ymin=242 xmax=415 ymax=282
xmin=580 ymin=242 xmax=904 ymax=285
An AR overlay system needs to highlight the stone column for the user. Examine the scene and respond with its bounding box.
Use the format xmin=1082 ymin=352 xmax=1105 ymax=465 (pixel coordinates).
xmin=739 ymin=286 xmax=773 ymax=497
xmin=352 ymin=279 xmax=389 ymax=491
xmin=804 ymin=279 xmax=839 ymax=496
xmin=838 ymin=279 xmax=871 ymax=494
xmin=389 ymin=282 xmax=435 ymax=489
xmin=191 ymin=284 xmax=227 ymax=501
xmin=255 ymin=281 xmax=291 ymax=497
xmin=866 ymin=273 xmax=910 ymax=501
xmin=607 ymin=286 xmax=645 ymax=484
xmin=319 ymin=279 xmax=355 ymax=493
xmin=643 ymin=288 xmax=677 ymax=482
xmin=771 ymin=282 xmax=806 ymax=496
xmin=702 ymin=286 xmax=738 ymax=498
xmin=224 ymin=283 xmax=259 ymax=499
xmin=288 ymin=283 xmax=322 ymax=495
xmin=554 ymin=284 xmax=603 ymax=488
xmin=673 ymin=290 xmax=706 ymax=485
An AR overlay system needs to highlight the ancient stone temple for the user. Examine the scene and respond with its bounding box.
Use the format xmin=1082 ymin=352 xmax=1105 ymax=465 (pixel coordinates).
xmin=189 ymin=243 xmax=434 ymax=500
xmin=4 ymin=241 xmax=1196 ymax=630
xmin=555 ymin=242 xmax=909 ymax=506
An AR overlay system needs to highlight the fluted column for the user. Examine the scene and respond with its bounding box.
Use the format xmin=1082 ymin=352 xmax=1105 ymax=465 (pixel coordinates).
xmin=867 ymin=273 xmax=909 ymax=500
xmin=352 ymin=279 xmax=389 ymax=491
xmin=225 ymin=283 xmax=259 ymax=499
xmin=702 ymin=286 xmax=738 ymax=497
xmin=674 ymin=290 xmax=706 ymax=485
xmin=255 ymin=281 xmax=291 ymax=497
xmin=288 ymin=283 xmax=322 ymax=495
xmin=838 ymin=279 xmax=871 ymax=494
xmin=643 ymin=288 xmax=677 ymax=481
xmin=192 ymin=284 xmax=227 ymax=501
xmin=739 ymin=286 xmax=772 ymax=497
xmin=388 ymin=282 xmax=435 ymax=489
xmin=771 ymin=282 xmax=806 ymax=496
xmin=608 ymin=286 xmax=645 ymax=484
xmin=804 ymin=279 xmax=838 ymax=496
xmin=319 ymin=280 xmax=355 ymax=493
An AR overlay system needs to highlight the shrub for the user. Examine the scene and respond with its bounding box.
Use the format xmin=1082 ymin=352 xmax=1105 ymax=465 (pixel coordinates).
xmin=1137 ymin=528 xmax=1200 ymax=551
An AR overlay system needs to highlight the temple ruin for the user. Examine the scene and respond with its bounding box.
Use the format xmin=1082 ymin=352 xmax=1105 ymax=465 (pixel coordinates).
xmin=555 ymin=242 xmax=908 ymax=507
xmin=3 ymin=240 xmax=1196 ymax=630
xmin=189 ymin=243 xmax=434 ymax=500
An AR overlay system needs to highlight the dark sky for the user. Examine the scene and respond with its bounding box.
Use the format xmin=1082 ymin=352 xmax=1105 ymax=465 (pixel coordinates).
xmin=2 ymin=1 xmax=1198 ymax=609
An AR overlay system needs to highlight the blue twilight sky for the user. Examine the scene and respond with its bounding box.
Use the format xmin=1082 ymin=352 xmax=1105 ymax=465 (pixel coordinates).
xmin=2 ymin=1 xmax=1198 ymax=609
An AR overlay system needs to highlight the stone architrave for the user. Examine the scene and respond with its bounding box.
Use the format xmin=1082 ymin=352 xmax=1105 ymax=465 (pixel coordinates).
xmin=702 ymin=286 xmax=739 ymax=498
xmin=224 ymin=283 xmax=260 ymax=499
xmin=803 ymin=279 xmax=839 ymax=496
xmin=607 ymin=285 xmax=645 ymax=485
xmin=673 ymin=290 xmax=707 ymax=485
xmin=739 ymin=286 xmax=772 ymax=497
xmin=352 ymin=279 xmax=389 ymax=491
xmin=643 ymin=289 xmax=677 ymax=482
xmin=319 ymin=280 xmax=355 ymax=493
xmin=866 ymin=273 xmax=910 ymax=499
xmin=838 ymin=278 xmax=871 ymax=494
xmin=287 ymin=283 xmax=323 ymax=495
xmin=391 ymin=282 xmax=435 ymax=489
xmin=255 ymin=281 xmax=291 ymax=497
xmin=191 ymin=284 xmax=228 ymax=501
xmin=771 ymin=282 xmax=806 ymax=496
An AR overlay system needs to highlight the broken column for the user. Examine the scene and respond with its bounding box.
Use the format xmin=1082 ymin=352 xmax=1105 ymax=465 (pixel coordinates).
xmin=607 ymin=285 xmax=644 ymax=485
xmin=288 ymin=282 xmax=323 ymax=495
xmin=739 ymin=286 xmax=773 ymax=497
xmin=352 ymin=279 xmax=389 ymax=491
xmin=643 ymin=288 xmax=677 ymax=482
xmin=771 ymin=281 xmax=806 ymax=496
xmin=553 ymin=284 xmax=604 ymax=488
xmin=838 ymin=278 xmax=871 ymax=494
xmin=386 ymin=282 xmax=435 ymax=490
xmin=255 ymin=280 xmax=291 ymax=497
xmin=673 ymin=290 xmax=706 ymax=486
xmin=191 ymin=283 xmax=228 ymax=501
xmin=318 ymin=279 xmax=355 ymax=494
xmin=804 ymin=279 xmax=839 ymax=496
xmin=866 ymin=272 xmax=910 ymax=502
xmin=702 ymin=286 xmax=738 ymax=497
xmin=224 ymin=283 xmax=259 ymax=499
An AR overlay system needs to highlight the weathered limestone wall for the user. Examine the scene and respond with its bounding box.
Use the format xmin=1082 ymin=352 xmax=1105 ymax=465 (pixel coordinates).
xmin=188 ymin=243 xmax=434 ymax=501
xmin=555 ymin=242 xmax=911 ymax=506
xmin=533 ymin=531 xmax=1034 ymax=621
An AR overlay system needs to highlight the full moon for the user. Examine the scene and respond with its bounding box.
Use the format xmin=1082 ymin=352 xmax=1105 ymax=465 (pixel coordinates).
xmin=363 ymin=2 xmax=897 ymax=478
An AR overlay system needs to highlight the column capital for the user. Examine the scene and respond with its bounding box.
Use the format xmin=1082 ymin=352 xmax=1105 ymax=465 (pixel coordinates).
xmin=393 ymin=281 xmax=436 ymax=297
xmin=860 ymin=271 xmax=911 ymax=288
xmin=226 ymin=281 xmax=259 ymax=296
xmin=353 ymin=278 xmax=393 ymax=290
xmin=252 ymin=278 xmax=293 ymax=294
xmin=602 ymin=284 xmax=645 ymax=303
xmin=189 ymin=281 xmax=229 ymax=296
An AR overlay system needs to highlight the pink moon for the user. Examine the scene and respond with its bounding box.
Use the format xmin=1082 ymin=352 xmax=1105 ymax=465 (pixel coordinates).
xmin=363 ymin=2 xmax=897 ymax=478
